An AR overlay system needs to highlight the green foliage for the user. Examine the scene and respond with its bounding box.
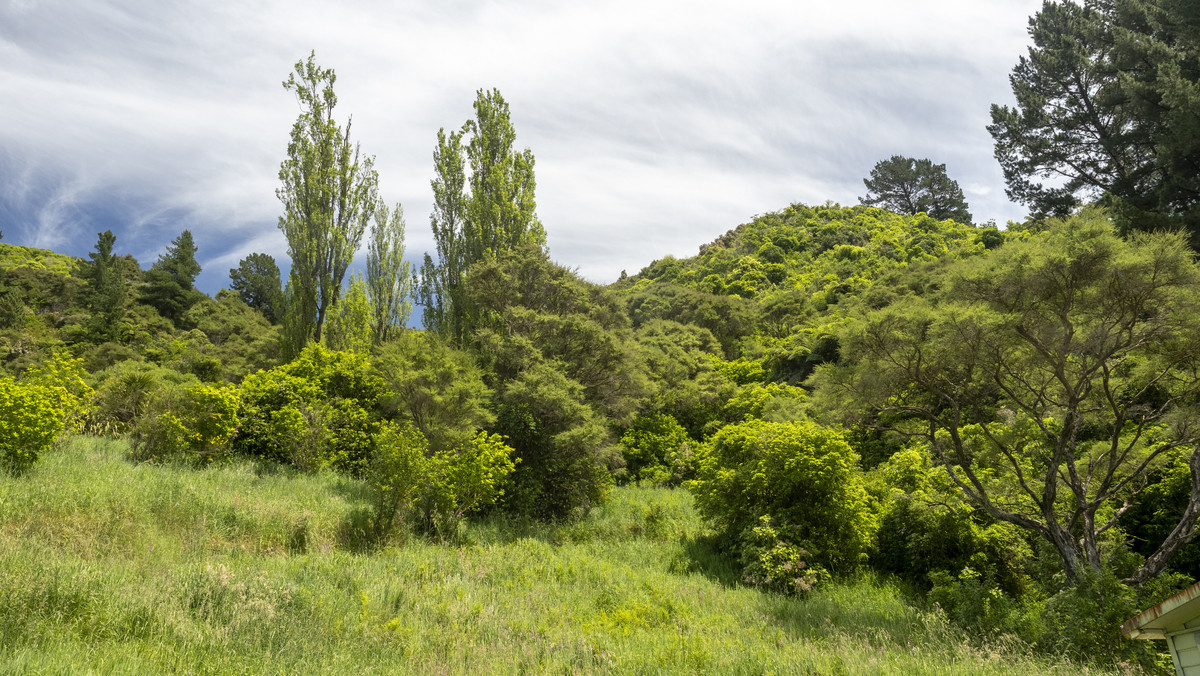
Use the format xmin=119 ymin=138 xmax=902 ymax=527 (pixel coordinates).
xmin=496 ymin=362 xmax=616 ymax=520
xmin=77 ymin=230 xmax=126 ymax=341
xmin=365 ymin=201 xmax=413 ymax=343
xmin=720 ymin=381 xmax=807 ymax=425
xmin=861 ymin=155 xmax=973 ymax=223
xmin=182 ymin=290 xmax=281 ymax=381
xmin=0 ymin=377 xmax=63 ymax=472
xmin=141 ymin=230 xmax=203 ymax=323
xmin=131 ymin=382 xmax=240 ymax=464
xmin=228 ymin=252 xmax=283 ymax=323
xmin=446 ymin=431 xmax=517 ymax=517
xmin=467 ymin=245 xmax=649 ymax=425
xmin=1038 ymin=566 xmax=1161 ymax=668
xmin=144 ymin=329 xmax=223 ymax=382
xmin=625 ymin=283 xmax=756 ymax=358
xmin=88 ymin=360 xmax=192 ymax=435
xmin=0 ymin=242 xmax=79 ymax=276
xmin=22 ymin=350 xmax=94 ymax=434
xmin=619 ymin=412 xmax=691 ymax=485
xmin=277 ymin=51 xmax=378 ymax=351
xmin=236 ymin=343 xmax=381 ymax=474
xmin=989 ymin=0 xmax=1200 ymax=238
xmin=367 ymin=420 xmax=429 ymax=539
xmin=323 ymin=273 xmax=372 ymax=353
xmin=819 ymin=209 xmax=1200 ymax=586
xmin=419 ymin=88 xmax=544 ymax=343
xmin=0 ymin=440 xmax=1109 ymax=674
xmin=739 ymin=516 xmax=827 ymax=595
xmin=367 ymin=423 xmax=515 ymax=542
xmin=371 ymin=330 xmax=493 ymax=454
xmin=690 ymin=419 xmax=875 ymax=573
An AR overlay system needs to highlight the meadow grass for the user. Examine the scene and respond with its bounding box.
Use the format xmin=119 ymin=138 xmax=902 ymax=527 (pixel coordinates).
xmin=0 ymin=437 xmax=1139 ymax=674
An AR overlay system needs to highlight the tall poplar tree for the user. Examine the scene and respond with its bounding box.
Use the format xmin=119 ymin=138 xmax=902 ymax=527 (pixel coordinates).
xmin=277 ymin=51 xmax=378 ymax=356
xmin=366 ymin=201 xmax=413 ymax=344
xmin=418 ymin=89 xmax=544 ymax=343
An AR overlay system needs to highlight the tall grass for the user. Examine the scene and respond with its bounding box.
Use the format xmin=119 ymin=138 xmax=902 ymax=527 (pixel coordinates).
xmin=0 ymin=437 xmax=1138 ymax=674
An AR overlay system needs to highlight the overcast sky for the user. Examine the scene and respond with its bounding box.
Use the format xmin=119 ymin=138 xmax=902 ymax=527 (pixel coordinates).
xmin=0 ymin=0 xmax=1044 ymax=295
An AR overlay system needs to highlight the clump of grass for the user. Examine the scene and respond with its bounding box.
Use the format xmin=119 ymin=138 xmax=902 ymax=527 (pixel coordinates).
xmin=0 ymin=437 xmax=1137 ymax=674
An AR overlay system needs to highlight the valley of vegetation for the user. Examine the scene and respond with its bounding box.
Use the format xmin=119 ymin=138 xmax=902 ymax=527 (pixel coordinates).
xmin=3 ymin=1 xmax=1200 ymax=673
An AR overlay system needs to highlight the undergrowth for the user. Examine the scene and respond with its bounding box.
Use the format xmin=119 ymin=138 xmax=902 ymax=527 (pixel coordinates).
xmin=0 ymin=437 xmax=1141 ymax=674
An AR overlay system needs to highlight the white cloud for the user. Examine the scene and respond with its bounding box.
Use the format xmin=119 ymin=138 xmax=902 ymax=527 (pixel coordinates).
xmin=0 ymin=0 xmax=1043 ymax=292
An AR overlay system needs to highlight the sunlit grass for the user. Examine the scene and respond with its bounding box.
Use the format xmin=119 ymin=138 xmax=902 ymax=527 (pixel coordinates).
xmin=0 ymin=437 xmax=1129 ymax=674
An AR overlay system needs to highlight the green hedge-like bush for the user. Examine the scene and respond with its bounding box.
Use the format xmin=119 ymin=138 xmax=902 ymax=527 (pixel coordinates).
xmin=690 ymin=419 xmax=875 ymax=574
xmin=236 ymin=343 xmax=382 ymax=475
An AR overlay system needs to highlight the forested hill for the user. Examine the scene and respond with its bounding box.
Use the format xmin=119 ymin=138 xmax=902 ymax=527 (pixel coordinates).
xmin=613 ymin=203 xmax=1000 ymax=381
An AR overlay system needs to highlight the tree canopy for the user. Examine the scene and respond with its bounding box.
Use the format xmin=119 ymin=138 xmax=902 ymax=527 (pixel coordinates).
xmin=860 ymin=155 xmax=973 ymax=224
xmin=277 ymin=51 xmax=378 ymax=355
xmin=989 ymin=0 xmax=1200 ymax=241
xmin=418 ymin=88 xmax=544 ymax=344
xmin=816 ymin=209 xmax=1200 ymax=587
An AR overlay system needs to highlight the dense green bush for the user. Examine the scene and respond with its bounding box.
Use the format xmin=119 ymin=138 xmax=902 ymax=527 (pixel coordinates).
xmin=0 ymin=378 xmax=63 ymax=472
xmin=689 ymin=419 xmax=875 ymax=573
xmin=22 ymin=351 xmax=93 ymax=434
xmin=367 ymin=422 xmax=516 ymax=541
xmin=371 ymin=330 xmax=494 ymax=454
xmin=619 ymin=412 xmax=692 ymax=485
xmin=130 ymin=382 xmax=240 ymax=463
xmin=496 ymin=363 xmax=617 ymax=520
xmin=236 ymin=343 xmax=382 ymax=474
xmin=88 ymin=360 xmax=194 ymax=435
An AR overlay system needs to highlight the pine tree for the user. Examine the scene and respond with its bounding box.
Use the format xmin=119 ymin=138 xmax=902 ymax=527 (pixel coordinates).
xmin=142 ymin=229 xmax=202 ymax=322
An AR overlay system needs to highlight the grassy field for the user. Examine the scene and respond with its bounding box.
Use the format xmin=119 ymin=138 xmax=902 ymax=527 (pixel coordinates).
xmin=0 ymin=437 xmax=1141 ymax=674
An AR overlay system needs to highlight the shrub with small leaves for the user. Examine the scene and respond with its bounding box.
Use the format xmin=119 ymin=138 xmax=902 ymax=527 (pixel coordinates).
xmin=0 ymin=377 xmax=63 ymax=472
xmin=619 ymin=412 xmax=689 ymax=484
xmin=22 ymin=350 xmax=93 ymax=434
xmin=131 ymin=382 xmax=240 ymax=463
xmin=690 ymin=419 xmax=875 ymax=573
xmin=367 ymin=421 xmax=430 ymax=540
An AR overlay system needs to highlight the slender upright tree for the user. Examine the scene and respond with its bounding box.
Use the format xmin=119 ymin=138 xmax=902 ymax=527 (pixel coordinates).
xmin=366 ymin=201 xmax=413 ymax=344
xmin=418 ymin=89 xmax=544 ymax=343
xmin=277 ymin=51 xmax=378 ymax=356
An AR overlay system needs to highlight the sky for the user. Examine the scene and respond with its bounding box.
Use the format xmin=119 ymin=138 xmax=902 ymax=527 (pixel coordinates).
xmin=0 ymin=0 xmax=1045 ymax=296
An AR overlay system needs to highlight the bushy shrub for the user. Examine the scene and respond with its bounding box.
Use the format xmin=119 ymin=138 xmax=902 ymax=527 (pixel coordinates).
xmin=367 ymin=423 xmax=516 ymax=542
xmin=739 ymin=516 xmax=827 ymax=595
xmin=496 ymin=363 xmax=616 ymax=521
xmin=236 ymin=343 xmax=381 ymax=474
xmin=367 ymin=421 xmax=429 ymax=539
xmin=22 ymin=350 xmax=93 ymax=434
xmin=870 ymin=446 xmax=1032 ymax=597
xmin=0 ymin=377 xmax=63 ymax=472
xmin=689 ymin=419 xmax=875 ymax=573
xmin=88 ymin=360 xmax=193 ymax=435
xmin=130 ymin=382 xmax=240 ymax=463
xmin=619 ymin=412 xmax=691 ymax=485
